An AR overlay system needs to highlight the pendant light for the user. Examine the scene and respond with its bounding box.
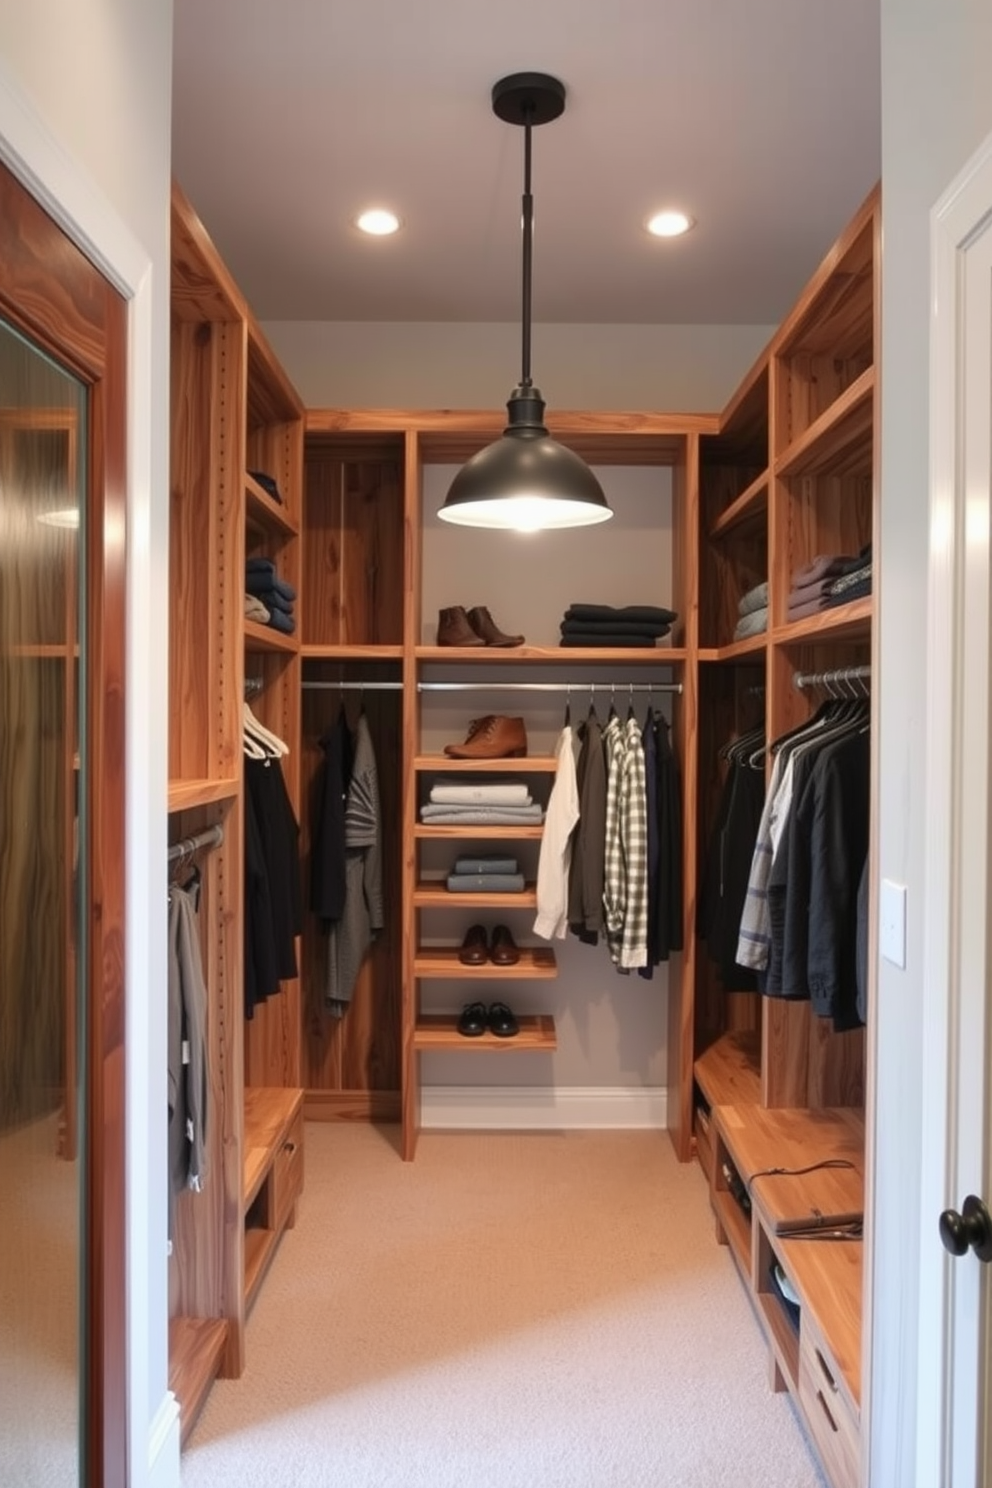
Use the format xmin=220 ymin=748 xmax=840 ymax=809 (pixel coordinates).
xmin=438 ymin=73 xmax=613 ymax=533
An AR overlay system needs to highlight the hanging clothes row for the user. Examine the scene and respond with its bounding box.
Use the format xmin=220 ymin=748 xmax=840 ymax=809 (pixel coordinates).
xmin=696 ymin=724 xmax=767 ymax=991
xmin=167 ymin=852 xmax=209 ymax=1241
xmin=534 ymin=701 xmax=683 ymax=975
xmin=310 ymin=703 xmax=384 ymax=1019
xmin=698 ymin=693 xmax=871 ymax=1030
xmin=243 ymin=707 xmax=303 ymax=1019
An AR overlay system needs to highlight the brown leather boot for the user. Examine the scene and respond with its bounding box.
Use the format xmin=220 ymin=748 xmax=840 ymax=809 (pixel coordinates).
xmin=443 ymin=715 xmax=528 ymax=759
xmin=467 ymin=605 xmax=525 ymax=647
xmin=437 ymin=605 xmax=486 ymax=647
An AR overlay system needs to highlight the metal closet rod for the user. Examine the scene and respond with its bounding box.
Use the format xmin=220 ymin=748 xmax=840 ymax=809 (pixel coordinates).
xmin=298 ymin=680 xmax=683 ymax=694
xmin=167 ymin=824 xmax=224 ymax=864
xmin=794 ymin=664 xmax=871 ymax=692
xmin=418 ymin=680 xmax=683 ymax=694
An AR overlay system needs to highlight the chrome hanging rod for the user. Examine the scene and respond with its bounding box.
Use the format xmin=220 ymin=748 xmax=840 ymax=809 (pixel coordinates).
xmin=418 ymin=680 xmax=683 ymax=694
xmin=794 ymin=664 xmax=871 ymax=692
xmin=167 ymin=824 xmax=224 ymax=864
xmin=301 ymin=680 xmax=404 ymax=691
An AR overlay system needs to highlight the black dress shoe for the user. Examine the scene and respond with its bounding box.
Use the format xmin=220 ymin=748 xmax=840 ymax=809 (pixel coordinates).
xmin=457 ymin=1001 xmax=488 ymax=1037
xmin=458 ymin=924 xmax=489 ymax=965
xmin=489 ymin=924 xmax=520 ymax=966
xmin=488 ymin=1002 xmax=519 ymax=1038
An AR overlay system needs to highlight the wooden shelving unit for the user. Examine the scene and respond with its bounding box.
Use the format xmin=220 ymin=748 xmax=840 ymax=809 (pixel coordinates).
xmin=413 ymin=1013 xmax=557 ymax=1051
xmin=413 ymin=880 xmax=537 ymax=909
xmin=414 ymin=946 xmax=558 ymax=978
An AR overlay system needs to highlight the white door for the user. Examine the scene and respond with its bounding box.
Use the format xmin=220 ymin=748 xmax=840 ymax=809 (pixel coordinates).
xmin=918 ymin=130 xmax=992 ymax=1487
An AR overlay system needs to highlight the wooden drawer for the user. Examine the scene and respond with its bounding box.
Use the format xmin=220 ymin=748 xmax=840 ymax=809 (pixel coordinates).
xmin=270 ymin=1105 xmax=304 ymax=1232
xmin=798 ymin=1315 xmax=860 ymax=1488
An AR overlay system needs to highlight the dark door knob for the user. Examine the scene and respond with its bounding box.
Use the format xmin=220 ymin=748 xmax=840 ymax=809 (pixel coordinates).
xmin=939 ymin=1194 xmax=992 ymax=1262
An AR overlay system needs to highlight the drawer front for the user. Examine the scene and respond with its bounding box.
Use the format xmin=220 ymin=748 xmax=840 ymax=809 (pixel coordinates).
xmin=798 ymin=1325 xmax=860 ymax=1488
xmin=271 ymin=1106 xmax=304 ymax=1231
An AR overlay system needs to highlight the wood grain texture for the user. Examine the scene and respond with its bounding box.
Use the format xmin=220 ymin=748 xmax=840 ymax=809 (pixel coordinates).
xmin=168 ymin=1317 xmax=228 ymax=1446
xmin=303 ymin=447 xmax=404 ymax=646
xmin=412 ymin=1013 xmax=556 ymax=1050
xmin=693 ymin=1030 xmax=762 ymax=1109
xmin=413 ymin=946 xmax=557 ymax=978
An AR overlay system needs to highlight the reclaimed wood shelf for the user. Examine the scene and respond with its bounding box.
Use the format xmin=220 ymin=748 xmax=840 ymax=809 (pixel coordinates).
xmin=414 ymin=946 xmax=558 ymax=978
xmin=709 ymin=470 xmax=769 ymax=539
xmin=416 ymin=645 xmax=686 ymax=664
xmin=168 ymin=776 xmax=239 ymax=813
xmin=245 ymin=470 xmax=298 ymax=536
xmin=415 ymin=823 xmax=544 ymax=840
xmin=244 ymin=618 xmax=299 ymax=654
xmin=698 ymin=633 xmax=767 ymax=663
xmin=300 ymin=643 xmax=403 ymax=660
xmin=694 ymin=1030 xmax=762 ymax=1110
xmin=413 ymin=1013 xmax=557 ymax=1051
xmin=413 ymin=879 xmax=537 ymax=909
xmin=168 ymin=1316 xmax=228 ymax=1446
xmin=416 ymin=753 xmax=557 ymax=773
xmin=775 ymin=367 xmax=874 ymax=479
xmin=771 ymin=596 xmax=873 ymax=646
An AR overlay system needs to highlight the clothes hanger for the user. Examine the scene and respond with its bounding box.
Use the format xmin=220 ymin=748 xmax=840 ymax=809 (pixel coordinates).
xmin=563 ymin=684 xmax=571 ymax=728
xmin=243 ymin=701 xmax=289 ymax=757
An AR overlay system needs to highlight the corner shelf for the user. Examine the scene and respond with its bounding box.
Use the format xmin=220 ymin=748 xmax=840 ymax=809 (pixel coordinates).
xmin=771 ymin=596 xmax=872 ymax=646
xmin=414 ymin=946 xmax=558 ymax=978
xmin=245 ymin=471 xmax=299 ymax=537
xmin=709 ymin=470 xmax=769 ymax=539
xmin=774 ymin=367 xmax=874 ymax=478
xmin=413 ymin=1013 xmax=557 ymax=1051
xmin=244 ymin=618 xmax=299 ymax=654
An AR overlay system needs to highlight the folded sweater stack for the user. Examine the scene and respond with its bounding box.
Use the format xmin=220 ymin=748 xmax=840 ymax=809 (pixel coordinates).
xmin=446 ymin=854 xmax=526 ymax=894
xmin=420 ymin=780 xmax=544 ymax=827
xmin=559 ymin=602 xmax=677 ymax=649
xmin=733 ymin=581 xmax=768 ymax=641
xmin=246 ymin=557 xmax=297 ymax=635
xmin=787 ymin=546 xmax=872 ymax=620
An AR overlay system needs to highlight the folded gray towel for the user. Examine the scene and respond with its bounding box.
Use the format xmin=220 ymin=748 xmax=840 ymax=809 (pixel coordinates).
xmin=422 ymin=809 xmax=545 ymax=825
xmin=732 ymin=606 xmax=768 ymax=641
xmin=452 ymin=856 xmax=519 ymax=875
xmin=430 ymin=783 xmax=531 ymax=805
xmin=737 ymin=581 xmax=768 ymax=618
xmin=446 ymin=873 xmax=527 ymax=893
xmin=421 ymin=801 xmax=543 ymax=820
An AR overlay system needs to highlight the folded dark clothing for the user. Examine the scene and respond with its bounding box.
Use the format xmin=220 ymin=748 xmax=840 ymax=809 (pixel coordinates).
xmin=452 ymin=856 xmax=519 ymax=875
xmin=248 ymin=471 xmax=283 ymax=504
xmin=263 ymin=607 xmax=296 ymax=635
xmin=246 ymin=556 xmax=277 ymax=575
xmin=245 ymin=572 xmax=297 ymax=603
xmin=446 ymin=873 xmax=526 ymax=893
xmin=560 ymin=619 xmax=671 ymax=638
xmin=825 ymin=576 xmax=872 ymax=607
xmin=827 ymin=562 xmax=872 ymax=597
xmin=251 ymin=587 xmax=295 ymax=615
xmin=560 ymin=633 xmax=658 ymax=648
xmin=564 ymin=603 xmax=678 ymax=624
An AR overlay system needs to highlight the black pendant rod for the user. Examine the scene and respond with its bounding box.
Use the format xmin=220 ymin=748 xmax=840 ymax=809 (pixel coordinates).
xmin=521 ymin=105 xmax=534 ymax=389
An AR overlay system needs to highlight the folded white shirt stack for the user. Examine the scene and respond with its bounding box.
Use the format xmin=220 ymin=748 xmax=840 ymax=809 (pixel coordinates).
xmin=421 ymin=780 xmax=543 ymax=825
xmin=429 ymin=782 xmax=531 ymax=806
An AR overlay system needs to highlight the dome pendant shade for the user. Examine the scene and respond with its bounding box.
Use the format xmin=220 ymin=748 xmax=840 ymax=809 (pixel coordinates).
xmin=438 ymin=74 xmax=613 ymax=533
xmin=438 ymin=384 xmax=612 ymax=532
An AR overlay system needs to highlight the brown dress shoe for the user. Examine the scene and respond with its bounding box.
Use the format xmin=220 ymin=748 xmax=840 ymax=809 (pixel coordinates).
xmin=489 ymin=925 xmax=520 ymax=966
xmin=443 ymin=715 xmax=528 ymax=759
xmin=458 ymin=924 xmax=489 ymax=965
xmin=467 ymin=606 xmax=525 ymax=647
xmin=437 ymin=605 xmax=486 ymax=647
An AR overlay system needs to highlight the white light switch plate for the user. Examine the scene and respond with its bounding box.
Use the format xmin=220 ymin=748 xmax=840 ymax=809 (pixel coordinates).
xmin=880 ymin=878 xmax=907 ymax=968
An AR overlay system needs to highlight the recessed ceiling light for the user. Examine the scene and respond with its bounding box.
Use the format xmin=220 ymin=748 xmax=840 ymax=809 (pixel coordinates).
xmin=356 ymin=208 xmax=401 ymax=236
xmin=646 ymin=209 xmax=695 ymax=238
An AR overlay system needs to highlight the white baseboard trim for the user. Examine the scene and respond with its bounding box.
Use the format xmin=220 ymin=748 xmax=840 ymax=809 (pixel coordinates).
xmin=145 ymin=1391 xmax=181 ymax=1488
xmin=422 ymin=1084 xmax=668 ymax=1131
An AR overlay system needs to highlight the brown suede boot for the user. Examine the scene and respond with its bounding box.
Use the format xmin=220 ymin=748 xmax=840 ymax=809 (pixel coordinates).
xmin=467 ymin=605 xmax=525 ymax=647
xmin=443 ymin=715 xmax=528 ymax=759
xmin=437 ymin=605 xmax=486 ymax=647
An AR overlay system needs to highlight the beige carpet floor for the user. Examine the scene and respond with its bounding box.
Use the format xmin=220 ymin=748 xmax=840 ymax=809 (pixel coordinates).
xmin=182 ymin=1123 xmax=828 ymax=1488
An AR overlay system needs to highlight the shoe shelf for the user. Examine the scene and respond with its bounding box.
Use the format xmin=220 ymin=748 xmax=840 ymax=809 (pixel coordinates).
xmin=413 ymin=879 xmax=538 ymax=908
xmin=414 ymin=946 xmax=558 ymax=978
xmin=413 ymin=1012 xmax=557 ymax=1051
xmin=416 ymin=645 xmax=687 ymax=664
xmin=415 ymin=753 xmax=558 ymax=773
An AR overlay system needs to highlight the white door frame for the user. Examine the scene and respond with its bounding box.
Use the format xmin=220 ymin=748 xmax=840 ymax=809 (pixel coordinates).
xmin=0 ymin=55 xmax=177 ymax=1488
xmin=918 ymin=126 xmax=992 ymax=1488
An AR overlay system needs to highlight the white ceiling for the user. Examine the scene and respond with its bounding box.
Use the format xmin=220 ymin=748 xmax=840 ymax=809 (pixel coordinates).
xmin=171 ymin=0 xmax=880 ymax=327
